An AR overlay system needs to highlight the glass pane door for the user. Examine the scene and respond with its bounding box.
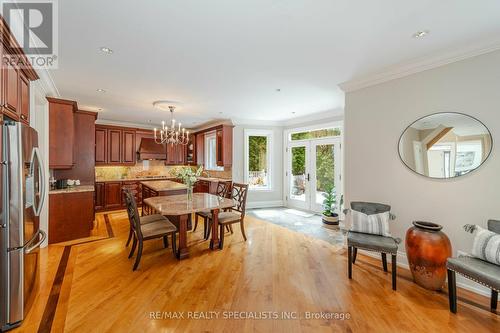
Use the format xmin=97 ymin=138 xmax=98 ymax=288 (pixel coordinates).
xmin=311 ymin=139 xmax=340 ymax=213
xmin=287 ymin=143 xmax=310 ymax=210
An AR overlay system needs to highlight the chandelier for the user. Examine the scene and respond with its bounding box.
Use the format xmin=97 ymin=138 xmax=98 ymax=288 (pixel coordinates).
xmin=153 ymin=105 xmax=189 ymax=145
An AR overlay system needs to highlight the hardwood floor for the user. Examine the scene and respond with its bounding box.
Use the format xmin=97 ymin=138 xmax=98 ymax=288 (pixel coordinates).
xmin=12 ymin=211 xmax=499 ymax=332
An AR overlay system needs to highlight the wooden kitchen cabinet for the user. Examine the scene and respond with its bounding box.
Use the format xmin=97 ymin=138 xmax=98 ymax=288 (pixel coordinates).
xmin=18 ymin=73 xmax=29 ymax=124
xmin=104 ymin=182 xmax=123 ymax=210
xmin=95 ymin=125 xmax=137 ymax=165
xmin=216 ymin=125 xmax=232 ymax=167
xmin=1 ymin=21 xmax=38 ymax=121
xmin=166 ymin=143 xmax=177 ymax=165
xmin=49 ymin=191 xmax=94 ymax=244
xmin=122 ymin=130 xmax=136 ymax=164
xmin=48 ymin=97 xmax=76 ymax=169
xmin=196 ymin=133 xmax=204 ymax=166
xmin=95 ymin=182 xmax=105 ymax=210
xmin=95 ymin=127 xmax=107 ymax=164
xmin=107 ymin=129 xmax=122 ymax=164
xmin=3 ymin=61 xmax=19 ymax=120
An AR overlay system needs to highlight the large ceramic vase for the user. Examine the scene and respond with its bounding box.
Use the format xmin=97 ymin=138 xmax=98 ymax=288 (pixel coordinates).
xmin=405 ymin=221 xmax=452 ymax=291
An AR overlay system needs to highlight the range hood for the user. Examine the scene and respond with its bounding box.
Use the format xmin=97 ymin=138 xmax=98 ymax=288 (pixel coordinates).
xmin=137 ymin=138 xmax=166 ymax=160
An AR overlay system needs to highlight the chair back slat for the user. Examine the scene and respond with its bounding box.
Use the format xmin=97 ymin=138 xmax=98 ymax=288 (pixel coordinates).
xmin=123 ymin=189 xmax=143 ymax=240
xmin=231 ymin=183 xmax=249 ymax=216
xmin=351 ymin=201 xmax=390 ymax=215
xmin=216 ymin=181 xmax=232 ymax=199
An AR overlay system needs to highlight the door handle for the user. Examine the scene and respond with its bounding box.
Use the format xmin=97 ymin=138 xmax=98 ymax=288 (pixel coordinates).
xmin=306 ymin=173 xmax=310 ymax=181
xmin=30 ymin=147 xmax=46 ymax=216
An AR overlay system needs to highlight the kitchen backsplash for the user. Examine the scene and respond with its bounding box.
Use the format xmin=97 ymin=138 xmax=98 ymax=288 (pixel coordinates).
xmin=95 ymin=160 xmax=232 ymax=181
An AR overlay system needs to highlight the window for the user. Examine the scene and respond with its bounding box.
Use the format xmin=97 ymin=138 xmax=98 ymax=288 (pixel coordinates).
xmin=204 ymin=132 xmax=223 ymax=171
xmin=244 ymin=129 xmax=273 ymax=190
xmin=290 ymin=127 xmax=341 ymax=141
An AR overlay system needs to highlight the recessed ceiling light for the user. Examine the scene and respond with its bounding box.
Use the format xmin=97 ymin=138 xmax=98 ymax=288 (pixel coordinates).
xmin=292 ymin=112 xmax=296 ymax=114
xmin=276 ymin=88 xmax=281 ymax=92
xmin=96 ymin=88 xmax=106 ymax=93
xmin=219 ymin=112 xmax=223 ymax=114
xmin=99 ymin=46 xmax=113 ymax=54
xmin=97 ymin=108 xmax=103 ymax=111
xmin=412 ymin=30 xmax=429 ymax=39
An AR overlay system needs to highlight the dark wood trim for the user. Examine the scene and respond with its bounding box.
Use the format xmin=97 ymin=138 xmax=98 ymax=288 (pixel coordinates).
xmin=37 ymin=246 xmax=72 ymax=333
xmin=75 ymin=109 xmax=98 ymax=118
xmin=193 ymin=123 xmax=234 ymax=136
xmin=104 ymin=214 xmax=115 ymax=238
xmin=46 ymin=97 xmax=78 ymax=109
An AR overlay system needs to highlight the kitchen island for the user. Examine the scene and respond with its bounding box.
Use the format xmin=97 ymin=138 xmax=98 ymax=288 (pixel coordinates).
xmin=141 ymin=180 xmax=188 ymax=217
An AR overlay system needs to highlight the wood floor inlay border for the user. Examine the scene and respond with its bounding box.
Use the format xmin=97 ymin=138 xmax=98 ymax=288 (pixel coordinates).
xmin=36 ymin=214 xmax=115 ymax=333
xmin=37 ymin=246 xmax=72 ymax=333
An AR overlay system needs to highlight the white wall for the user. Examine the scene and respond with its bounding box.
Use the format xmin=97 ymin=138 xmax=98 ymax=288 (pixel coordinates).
xmin=232 ymin=125 xmax=284 ymax=208
xmin=344 ymin=50 xmax=500 ymax=296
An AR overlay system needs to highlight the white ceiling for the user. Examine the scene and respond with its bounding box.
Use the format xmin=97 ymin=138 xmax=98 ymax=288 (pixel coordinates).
xmin=50 ymin=0 xmax=500 ymax=127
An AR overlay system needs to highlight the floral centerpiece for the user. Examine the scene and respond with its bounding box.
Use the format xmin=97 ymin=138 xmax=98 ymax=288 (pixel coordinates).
xmin=175 ymin=166 xmax=203 ymax=199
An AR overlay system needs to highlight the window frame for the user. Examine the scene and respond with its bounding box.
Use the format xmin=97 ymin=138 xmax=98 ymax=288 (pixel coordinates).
xmin=204 ymin=131 xmax=223 ymax=171
xmin=244 ymin=129 xmax=273 ymax=191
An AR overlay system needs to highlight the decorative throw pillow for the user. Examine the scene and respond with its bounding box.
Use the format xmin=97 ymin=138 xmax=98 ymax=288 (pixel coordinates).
xmin=464 ymin=224 xmax=500 ymax=265
xmin=351 ymin=211 xmax=391 ymax=237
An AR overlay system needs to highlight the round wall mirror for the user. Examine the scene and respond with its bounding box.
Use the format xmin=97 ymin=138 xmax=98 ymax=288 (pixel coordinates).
xmin=398 ymin=112 xmax=492 ymax=179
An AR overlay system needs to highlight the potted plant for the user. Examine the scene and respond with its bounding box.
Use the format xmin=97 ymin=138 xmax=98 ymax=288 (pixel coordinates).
xmin=322 ymin=186 xmax=339 ymax=225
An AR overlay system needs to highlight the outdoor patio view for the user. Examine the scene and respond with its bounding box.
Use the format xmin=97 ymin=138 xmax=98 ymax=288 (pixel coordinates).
xmin=248 ymin=135 xmax=269 ymax=188
xmin=290 ymin=128 xmax=340 ymax=206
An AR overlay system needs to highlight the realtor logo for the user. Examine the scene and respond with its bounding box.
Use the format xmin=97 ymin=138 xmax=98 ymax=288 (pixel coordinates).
xmin=1 ymin=0 xmax=58 ymax=68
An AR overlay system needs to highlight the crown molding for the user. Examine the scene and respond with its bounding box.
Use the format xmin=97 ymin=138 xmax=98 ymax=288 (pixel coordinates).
xmin=339 ymin=41 xmax=500 ymax=93
xmin=95 ymin=118 xmax=157 ymax=130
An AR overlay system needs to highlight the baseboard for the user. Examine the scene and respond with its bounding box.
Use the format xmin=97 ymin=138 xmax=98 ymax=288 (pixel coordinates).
xmin=247 ymin=200 xmax=284 ymax=209
xmin=358 ymin=249 xmax=491 ymax=297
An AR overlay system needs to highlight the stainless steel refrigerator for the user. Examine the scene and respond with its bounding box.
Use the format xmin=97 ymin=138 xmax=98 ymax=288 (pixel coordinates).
xmin=1 ymin=121 xmax=46 ymax=331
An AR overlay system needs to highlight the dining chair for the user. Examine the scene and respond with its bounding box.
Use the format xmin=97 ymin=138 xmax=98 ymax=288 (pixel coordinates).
xmin=206 ymin=182 xmax=249 ymax=249
xmin=446 ymin=219 xmax=500 ymax=313
xmin=123 ymin=189 xmax=178 ymax=270
xmin=194 ymin=180 xmax=232 ymax=239
xmin=344 ymin=202 xmax=399 ymax=290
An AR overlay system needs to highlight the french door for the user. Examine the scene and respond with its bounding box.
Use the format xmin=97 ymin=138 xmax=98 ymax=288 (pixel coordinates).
xmin=287 ymin=138 xmax=341 ymax=213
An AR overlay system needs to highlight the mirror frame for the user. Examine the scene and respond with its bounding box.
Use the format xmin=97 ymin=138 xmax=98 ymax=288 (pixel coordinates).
xmin=398 ymin=112 xmax=493 ymax=179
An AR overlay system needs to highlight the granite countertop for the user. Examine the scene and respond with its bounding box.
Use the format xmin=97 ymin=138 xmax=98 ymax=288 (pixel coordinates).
xmin=49 ymin=185 xmax=95 ymax=194
xmin=144 ymin=193 xmax=234 ymax=215
xmin=140 ymin=180 xmax=188 ymax=192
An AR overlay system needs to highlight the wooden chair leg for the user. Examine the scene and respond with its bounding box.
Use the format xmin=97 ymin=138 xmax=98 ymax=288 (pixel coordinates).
xmin=172 ymin=232 xmax=178 ymax=259
xmin=229 ymin=225 xmax=234 ymax=234
xmin=203 ymin=218 xmax=207 ymax=239
xmin=491 ymin=290 xmax=498 ymax=312
xmin=447 ymin=269 xmax=457 ymax=313
xmin=205 ymin=219 xmax=211 ymax=240
xmin=126 ymin=229 xmax=133 ymax=247
xmin=382 ymin=253 xmax=388 ymax=272
xmin=193 ymin=216 xmax=199 ymax=232
xmin=128 ymin=236 xmax=137 ymax=259
xmin=352 ymin=247 xmax=357 ymax=264
xmin=219 ymin=224 xmax=225 ymax=249
xmin=133 ymin=242 xmax=143 ymax=271
xmin=240 ymin=220 xmax=247 ymax=241
xmin=348 ymin=246 xmax=352 ymax=279
xmin=163 ymin=235 xmax=169 ymax=248
xmin=391 ymin=254 xmax=397 ymax=290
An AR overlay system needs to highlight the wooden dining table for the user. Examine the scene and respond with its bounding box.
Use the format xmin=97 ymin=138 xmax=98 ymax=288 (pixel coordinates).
xmin=143 ymin=193 xmax=235 ymax=259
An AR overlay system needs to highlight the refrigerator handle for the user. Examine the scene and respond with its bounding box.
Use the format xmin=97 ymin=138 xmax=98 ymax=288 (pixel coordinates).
xmin=30 ymin=147 xmax=46 ymax=217
xmin=25 ymin=230 xmax=46 ymax=254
